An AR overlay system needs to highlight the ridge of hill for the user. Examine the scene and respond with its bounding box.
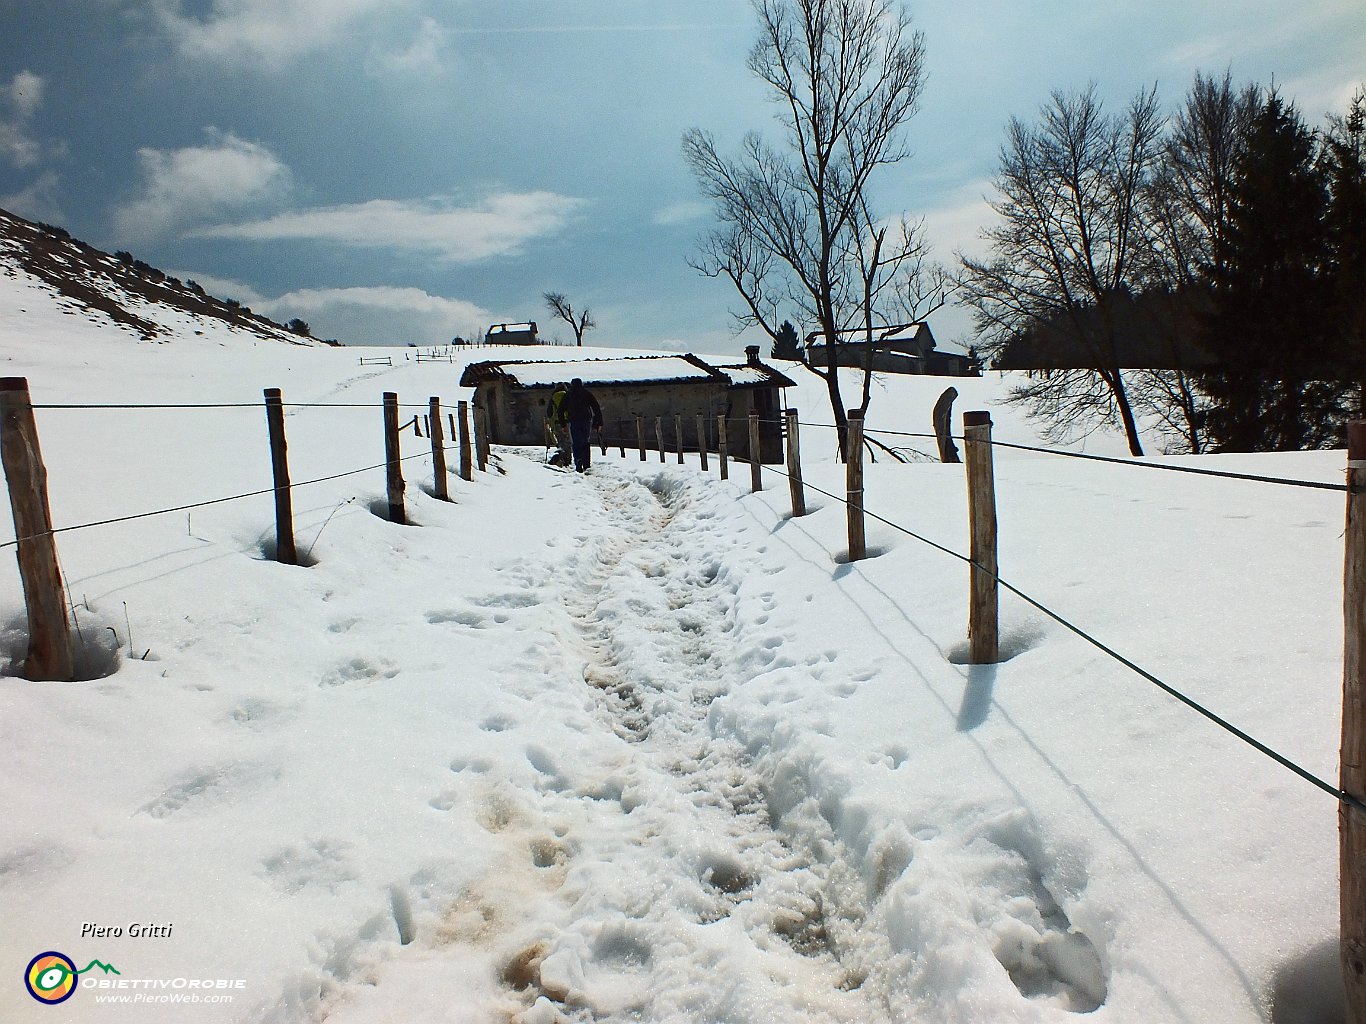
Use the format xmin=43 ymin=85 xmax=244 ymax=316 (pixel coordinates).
xmin=0 ymin=205 xmax=330 ymax=346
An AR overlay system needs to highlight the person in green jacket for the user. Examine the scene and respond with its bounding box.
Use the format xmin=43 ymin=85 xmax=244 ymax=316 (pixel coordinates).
xmin=546 ymin=383 xmax=571 ymax=466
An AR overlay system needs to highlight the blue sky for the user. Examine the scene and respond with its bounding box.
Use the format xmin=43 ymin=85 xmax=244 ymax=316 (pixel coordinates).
xmin=1 ymin=0 xmax=1362 ymax=352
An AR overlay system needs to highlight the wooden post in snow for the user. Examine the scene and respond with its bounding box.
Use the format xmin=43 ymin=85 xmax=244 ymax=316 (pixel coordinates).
xmin=429 ymin=397 xmax=449 ymax=501
xmin=457 ymin=401 xmax=473 ymax=481
xmin=0 ymin=378 xmax=74 ymax=680
xmin=1343 ymin=420 xmax=1366 ymax=1022
xmin=474 ymin=406 xmax=490 ymax=472
xmin=964 ymin=410 xmax=999 ymax=664
xmin=636 ymin=416 xmax=646 ymax=461
xmin=717 ymin=414 xmax=729 ymax=480
xmin=383 ymin=392 xmax=406 ymax=525
xmin=674 ymin=414 xmax=685 ymax=465
xmin=655 ymin=417 xmax=665 ymax=464
xmin=696 ymin=414 xmax=709 ymax=471
xmin=845 ymin=410 xmax=865 ymax=561
xmin=785 ymin=409 xmax=805 ymax=518
xmin=263 ymin=388 xmax=296 ymax=564
xmin=748 ymin=410 xmax=763 ymax=493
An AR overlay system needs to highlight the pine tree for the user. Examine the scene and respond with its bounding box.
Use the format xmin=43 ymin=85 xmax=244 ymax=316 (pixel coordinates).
xmin=1199 ymin=90 xmax=1345 ymax=451
xmin=771 ymin=320 xmax=802 ymax=361
xmin=1323 ymin=88 xmax=1366 ymax=411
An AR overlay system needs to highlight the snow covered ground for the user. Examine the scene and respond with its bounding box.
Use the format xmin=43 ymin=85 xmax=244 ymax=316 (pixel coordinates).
xmin=0 ymin=261 xmax=1353 ymax=1023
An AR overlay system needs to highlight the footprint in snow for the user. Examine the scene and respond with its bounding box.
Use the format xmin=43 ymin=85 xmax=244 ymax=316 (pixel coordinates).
xmin=319 ymin=657 xmax=399 ymax=688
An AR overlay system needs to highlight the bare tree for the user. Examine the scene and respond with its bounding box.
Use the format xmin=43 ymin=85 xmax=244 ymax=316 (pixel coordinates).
xmin=1127 ymin=72 xmax=1262 ymax=452
xmin=959 ymin=85 xmax=1165 ymax=456
xmin=543 ymin=292 xmax=596 ymax=347
xmin=684 ymin=0 xmax=930 ymax=453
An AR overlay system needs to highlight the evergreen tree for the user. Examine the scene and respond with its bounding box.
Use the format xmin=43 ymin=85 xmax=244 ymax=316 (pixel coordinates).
xmin=771 ymin=320 xmax=801 ymax=360
xmin=1199 ymin=90 xmax=1345 ymax=451
xmin=1323 ymin=88 xmax=1366 ymax=411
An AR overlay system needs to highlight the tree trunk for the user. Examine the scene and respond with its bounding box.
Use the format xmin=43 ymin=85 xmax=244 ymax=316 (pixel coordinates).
xmin=1112 ymin=371 xmax=1145 ymax=457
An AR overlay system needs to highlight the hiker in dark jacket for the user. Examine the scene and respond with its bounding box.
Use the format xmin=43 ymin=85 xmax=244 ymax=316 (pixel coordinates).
xmin=562 ymin=378 xmax=603 ymax=472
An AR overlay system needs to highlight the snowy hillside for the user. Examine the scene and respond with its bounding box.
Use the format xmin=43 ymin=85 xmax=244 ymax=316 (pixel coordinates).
xmin=0 ymin=207 xmax=322 ymax=347
xmin=0 ymin=267 xmax=1353 ymax=1024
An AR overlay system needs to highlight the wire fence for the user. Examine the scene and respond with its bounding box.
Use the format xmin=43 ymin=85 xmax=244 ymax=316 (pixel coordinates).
xmin=790 ymin=418 xmax=1354 ymax=494
xmin=0 ymin=390 xmax=1354 ymax=813
xmin=740 ymin=451 xmax=1363 ymax=814
xmin=0 ymin=447 xmax=458 ymax=552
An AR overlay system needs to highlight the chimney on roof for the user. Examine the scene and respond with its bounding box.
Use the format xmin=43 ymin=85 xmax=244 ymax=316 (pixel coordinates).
xmin=745 ymin=344 xmax=760 ymax=367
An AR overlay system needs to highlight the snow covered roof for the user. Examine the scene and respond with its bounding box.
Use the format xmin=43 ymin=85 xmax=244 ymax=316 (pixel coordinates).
xmin=460 ymin=354 xmax=730 ymax=389
xmin=487 ymin=322 xmax=536 ymax=335
xmin=713 ymin=362 xmax=798 ymax=388
xmin=805 ymin=322 xmax=933 ymax=348
xmin=460 ymin=353 xmax=796 ymax=390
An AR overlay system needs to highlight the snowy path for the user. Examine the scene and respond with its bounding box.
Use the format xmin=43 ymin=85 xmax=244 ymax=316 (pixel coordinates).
xmin=322 ymin=464 xmax=880 ymax=1022
xmin=315 ymin=459 xmax=1114 ymax=1024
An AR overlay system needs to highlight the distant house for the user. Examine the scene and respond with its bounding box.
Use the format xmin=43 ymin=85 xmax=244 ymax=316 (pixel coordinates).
xmin=804 ymin=322 xmax=979 ymax=377
xmin=458 ymin=345 xmax=796 ymax=463
xmin=484 ymin=321 xmax=539 ymax=346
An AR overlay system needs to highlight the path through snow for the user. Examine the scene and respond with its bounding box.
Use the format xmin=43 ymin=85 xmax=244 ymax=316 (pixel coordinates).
xmin=316 ymin=458 xmax=1108 ymax=1024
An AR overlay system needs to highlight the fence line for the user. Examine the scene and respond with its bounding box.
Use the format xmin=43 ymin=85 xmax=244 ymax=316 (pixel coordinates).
xmin=0 ymin=446 xmax=464 ymax=552
xmin=590 ymin=408 xmax=1364 ymax=815
xmin=2 ymin=389 xmax=1351 ymax=810
xmin=793 ymin=418 xmax=1353 ymax=494
xmin=24 ymin=401 xmax=444 ymax=411
xmin=736 ymin=432 xmax=1366 ymax=815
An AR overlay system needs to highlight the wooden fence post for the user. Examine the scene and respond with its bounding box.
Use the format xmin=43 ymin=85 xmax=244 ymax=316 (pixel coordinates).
xmin=845 ymin=410 xmax=865 ymax=561
xmin=474 ymin=406 xmax=490 ymax=472
xmin=429 ymin=397 xmax=449 ymax=501
xmin=785 ymin=409 xmax=806 ymax=518
xmin=674 ymin=414 xmax=684 ymax=465
xmin=749 ymin=410 xmax=763 ymax=492
xmin=655 ymin=417 xmax=666 ymax=464
xmin=964 ymin=410 xmax=998 ymax=664
xmin=696 ymin=414 xmax=709 ymax=471
xmin=383 ymin=392 xmax=406 ymax=525
xmin=0 ymin=378 xmax=74 ymax=680
xmin=263 ymin=388 xmax=296 ymax=564
xmin=457 ymin=401 xmax=473 ymax=481
xmin=1343 ymin=420 xmax=1366 ymax=1021
xmin=718 ymin=414 xmax=729 ymax=480
xmin=636 ymin=416 xmax=646 ymax=461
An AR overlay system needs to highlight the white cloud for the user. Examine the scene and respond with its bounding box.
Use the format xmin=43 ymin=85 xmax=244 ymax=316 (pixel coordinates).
xmin=193 ymin=192 xmax=588 ymax=263
xmin=1 ymin=70 xmax=45 ymax=168
xmin=1 ymin=171 xmax=63 ymax=223
xmin=920 ymin=180 xmax=1000 ymax=264
xmin=168 ymin=274 xmax=492 ymax=345
xmin=7 ymin=71 xmax=43 ymax=119
xmin=366 ymin=16 xmax=449 ymax=78
xmin=113 ymin=129 xmax=290 ymax=241
xmin=652 ymin=200 xmax=712 ymax=227
xmin=149 ymin=0 xmax=402 ymax=63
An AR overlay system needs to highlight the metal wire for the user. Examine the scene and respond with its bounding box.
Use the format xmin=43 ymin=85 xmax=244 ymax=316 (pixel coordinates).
xmin=742 ymin=457 xmax=1364 ymax=814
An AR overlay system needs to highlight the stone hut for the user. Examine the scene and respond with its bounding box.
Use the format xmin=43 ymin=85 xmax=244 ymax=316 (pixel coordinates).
xmin=458 ymin=350 xmax=795 ymax=463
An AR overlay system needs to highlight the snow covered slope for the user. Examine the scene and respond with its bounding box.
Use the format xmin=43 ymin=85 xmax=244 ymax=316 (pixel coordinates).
xmin=0 ymin=206 xmax=321 ymax=346
xmin=0 ymin=269 xmax=1351 ymax=1023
